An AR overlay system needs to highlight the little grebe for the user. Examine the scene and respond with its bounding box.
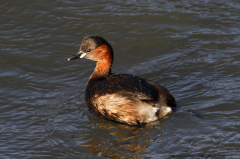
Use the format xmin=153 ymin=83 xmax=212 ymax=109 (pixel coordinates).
xmin=68 ymin=35 xmax=176 ymax=125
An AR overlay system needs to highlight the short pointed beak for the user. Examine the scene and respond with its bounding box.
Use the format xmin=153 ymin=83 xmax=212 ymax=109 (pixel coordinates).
xmin=68 ymin=51 xmax=86 ymax=61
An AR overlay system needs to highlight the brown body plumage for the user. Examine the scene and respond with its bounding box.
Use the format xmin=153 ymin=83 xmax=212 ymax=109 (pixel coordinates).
xmin=68 ymin=35 xmax=176 ymax=125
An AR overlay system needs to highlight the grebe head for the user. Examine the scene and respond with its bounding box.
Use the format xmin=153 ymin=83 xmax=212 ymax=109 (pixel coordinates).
xmin=68 ymin=35 xmax=113 ymax=62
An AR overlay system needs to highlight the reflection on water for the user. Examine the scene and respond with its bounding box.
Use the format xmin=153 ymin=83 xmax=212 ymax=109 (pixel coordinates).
xmin=72 ymin=117 xmax=171 ymax=158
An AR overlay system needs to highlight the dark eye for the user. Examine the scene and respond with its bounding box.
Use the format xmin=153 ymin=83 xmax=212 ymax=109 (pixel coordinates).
xmin=86 ymin=49 xmax=91 ymax=52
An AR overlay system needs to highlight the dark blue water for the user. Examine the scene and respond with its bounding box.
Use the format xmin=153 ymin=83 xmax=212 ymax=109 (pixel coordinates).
xmin=1 ymin=0 xmax=240 ymax=158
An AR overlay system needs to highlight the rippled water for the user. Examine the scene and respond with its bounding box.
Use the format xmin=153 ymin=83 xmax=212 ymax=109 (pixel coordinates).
xmin=1 ymin=0 xmax=240 ymax=158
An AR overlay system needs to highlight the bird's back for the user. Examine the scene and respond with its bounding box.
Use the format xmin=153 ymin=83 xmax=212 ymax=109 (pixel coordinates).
xmin=84 ymin=74 xmax=175 ymax=125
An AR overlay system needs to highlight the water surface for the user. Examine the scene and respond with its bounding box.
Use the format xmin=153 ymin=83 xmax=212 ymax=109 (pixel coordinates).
xmin=1 ymin=0 xmax=240 ymax=158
